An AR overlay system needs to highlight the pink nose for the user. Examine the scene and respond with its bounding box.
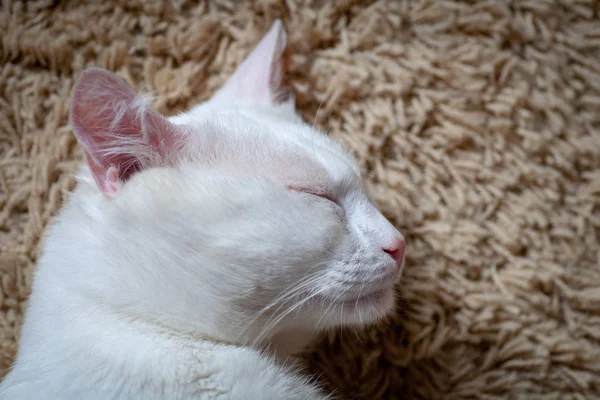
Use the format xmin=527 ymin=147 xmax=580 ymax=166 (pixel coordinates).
xmin=383 ymin=239 xmax=406 ymax=267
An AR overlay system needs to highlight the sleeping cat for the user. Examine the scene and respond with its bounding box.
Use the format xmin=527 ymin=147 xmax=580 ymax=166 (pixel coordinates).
xmin=0 ymin=20 xmax=406 ymax=399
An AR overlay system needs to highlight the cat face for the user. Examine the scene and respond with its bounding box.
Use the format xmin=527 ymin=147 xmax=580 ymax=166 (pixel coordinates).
xmin=174 ymin=106 xmax=405 ymax=336
xmin=70 ymin=21 xmax=405 ymax=344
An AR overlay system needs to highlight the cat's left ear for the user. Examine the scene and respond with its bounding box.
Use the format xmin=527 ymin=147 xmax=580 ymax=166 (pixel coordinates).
xmin=70 ymin=68 xmax=182 ymax=197
xmin=211 ymin=20 xmax=292 ymax=107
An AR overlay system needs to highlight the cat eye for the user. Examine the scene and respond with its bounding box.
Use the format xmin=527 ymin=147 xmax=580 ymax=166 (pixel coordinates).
xmin=306 ymin=191 xmax=339 ymax=205
xmin=307 ymin=191 xmax=345 ymax=219
xmin=290 ymin=186 xmax=341 ymax=208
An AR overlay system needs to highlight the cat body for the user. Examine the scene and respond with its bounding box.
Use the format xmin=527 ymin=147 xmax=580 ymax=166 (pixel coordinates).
xmin=0 ymin=21 xmax=405 ymax=399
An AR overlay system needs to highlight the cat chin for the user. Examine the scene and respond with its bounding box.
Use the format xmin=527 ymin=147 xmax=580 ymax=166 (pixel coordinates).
xmin=320 ymin=286 xmax=397 ymax=328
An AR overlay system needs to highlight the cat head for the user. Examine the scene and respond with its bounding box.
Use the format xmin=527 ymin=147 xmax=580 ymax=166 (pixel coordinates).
xmin=69 ymin=20 xmax=405 ymax=345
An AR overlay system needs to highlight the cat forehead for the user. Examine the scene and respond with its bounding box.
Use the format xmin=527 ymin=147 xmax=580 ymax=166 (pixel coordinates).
xmin=176 ymin=107 xmax=360 ymax=188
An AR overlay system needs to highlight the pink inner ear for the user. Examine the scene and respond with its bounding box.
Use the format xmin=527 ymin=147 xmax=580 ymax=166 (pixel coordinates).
xmin=70 ymin=68 xmax=179 ymax=196
xmin=212 ymin=20 xmax=290 ymax=105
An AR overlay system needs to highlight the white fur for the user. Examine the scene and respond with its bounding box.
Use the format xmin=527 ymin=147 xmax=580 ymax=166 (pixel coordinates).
xmin=0 ymin=21 xmax=405 ymax=400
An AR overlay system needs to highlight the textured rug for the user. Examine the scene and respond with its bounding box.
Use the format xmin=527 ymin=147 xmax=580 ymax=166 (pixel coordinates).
xmin=1 ymin=1 xmax=599 ymax=399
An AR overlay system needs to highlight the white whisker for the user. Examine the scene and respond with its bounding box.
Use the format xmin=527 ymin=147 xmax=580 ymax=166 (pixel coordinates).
xmin=238 ymin=264 xmax=330 ymax=344
xmin=252 ymin=283 xmax=331 ymax=346
xmin=312 ymin=78 xmax=336 ymax=129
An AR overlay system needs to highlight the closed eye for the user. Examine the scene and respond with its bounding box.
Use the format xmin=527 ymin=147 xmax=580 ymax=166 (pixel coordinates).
xmin=288 ymin=186 xmax=341 ymax=207
xmin=306 ymin=191 xmax=339 ymax=206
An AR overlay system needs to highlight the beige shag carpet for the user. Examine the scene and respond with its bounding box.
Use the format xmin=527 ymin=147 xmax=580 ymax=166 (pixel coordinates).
xmin=1 ymin=1 xmax=600 ymax=398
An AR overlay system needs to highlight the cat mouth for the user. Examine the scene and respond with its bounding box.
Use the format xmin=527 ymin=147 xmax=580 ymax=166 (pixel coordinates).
xmin=339 ymin=286 xmax=393 ymax=307
xmin=337 ymin=268 xmax=401 ymax=307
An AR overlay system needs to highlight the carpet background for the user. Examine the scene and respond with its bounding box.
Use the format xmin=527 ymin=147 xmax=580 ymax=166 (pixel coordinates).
xmin=1 ymin=1 xmax=599 ymax=399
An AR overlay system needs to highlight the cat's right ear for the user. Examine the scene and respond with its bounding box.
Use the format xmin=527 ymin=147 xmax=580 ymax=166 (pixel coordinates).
xmin=211 ymin=20 xmax=292 ymax=107
xmin=70 ymin=68 xmax=180 ymax=197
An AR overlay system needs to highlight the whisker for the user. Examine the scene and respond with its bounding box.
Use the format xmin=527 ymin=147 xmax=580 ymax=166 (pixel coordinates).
xmin=252 ymin=283 xmax=331 ymax=346
xmin=355 ymin=281 xmax=367 ymax=326
xmin=240 ymin=272 xmax=325 ymax=341
xmin=242 ymin=264 xmax=332 ymax=345
xmin=353 ymin=325 xmax=365 ymax=346
xmin=241 ymin=263 xmax=328 ymax=332
xmin=312 ymin=78 xmax=336 ymax=129
xmin=313 ymin=284 xmax=352 ymax=333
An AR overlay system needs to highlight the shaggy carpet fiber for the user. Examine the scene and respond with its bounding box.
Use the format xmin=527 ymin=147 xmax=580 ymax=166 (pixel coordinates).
xmin=1 ymin=0 xmax=600 ymax=398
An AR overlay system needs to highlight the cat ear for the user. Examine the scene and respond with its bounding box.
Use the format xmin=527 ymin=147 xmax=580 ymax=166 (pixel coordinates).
xmin=212 ymin=20 xmax=292 ymax=106
xmin=70 ymin=68 xmax=180 ymax=197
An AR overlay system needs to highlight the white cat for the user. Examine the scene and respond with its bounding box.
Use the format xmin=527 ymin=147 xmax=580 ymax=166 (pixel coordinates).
xmin=0 ymin=20 xmax=405 ymax=400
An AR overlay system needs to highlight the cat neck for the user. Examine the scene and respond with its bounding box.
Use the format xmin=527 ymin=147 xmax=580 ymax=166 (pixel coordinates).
xmin=114 ymin=307 xmax=316 ymax=362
